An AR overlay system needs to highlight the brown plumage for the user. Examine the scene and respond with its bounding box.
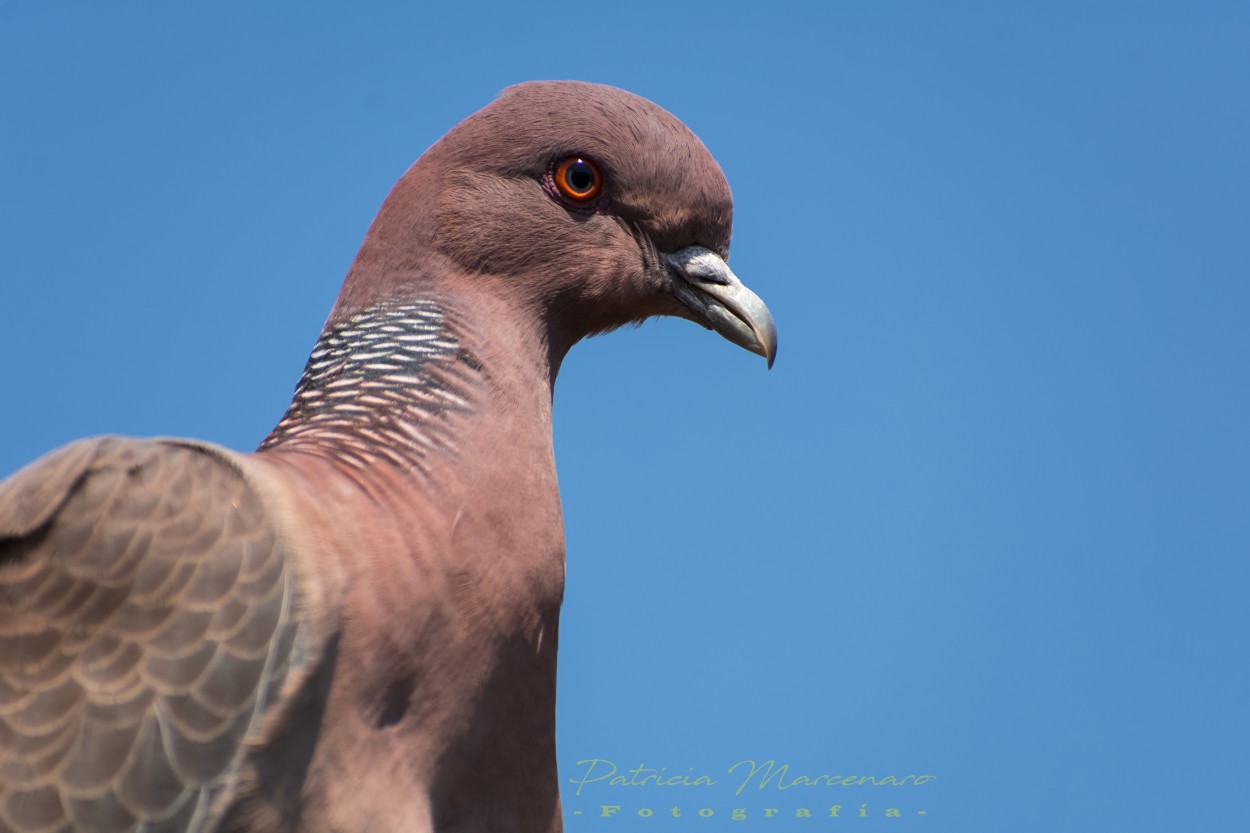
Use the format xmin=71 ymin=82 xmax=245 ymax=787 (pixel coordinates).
xmin=0 ymin=82 xmax=776 ymax=833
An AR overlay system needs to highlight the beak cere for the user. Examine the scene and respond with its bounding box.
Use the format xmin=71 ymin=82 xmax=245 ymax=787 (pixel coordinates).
xmin=664 ymin=246 xmax=779 ymax=368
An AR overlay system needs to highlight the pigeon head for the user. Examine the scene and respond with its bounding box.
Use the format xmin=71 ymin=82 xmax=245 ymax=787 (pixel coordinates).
xmin=335 ymin=80 xmax=776 ymax=368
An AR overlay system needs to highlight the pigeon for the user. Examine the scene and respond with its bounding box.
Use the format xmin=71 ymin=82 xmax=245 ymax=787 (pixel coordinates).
xmin=0 ymin=81 xmax=776 ymax=833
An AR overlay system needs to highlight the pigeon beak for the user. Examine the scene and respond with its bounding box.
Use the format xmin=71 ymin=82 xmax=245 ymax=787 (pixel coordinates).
xmin=664 ymin=246 xmax=778 ymax=368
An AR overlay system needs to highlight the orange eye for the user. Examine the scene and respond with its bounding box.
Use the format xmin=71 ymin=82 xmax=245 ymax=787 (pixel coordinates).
xmin=553 ymin=156 xmax=603 ymax=202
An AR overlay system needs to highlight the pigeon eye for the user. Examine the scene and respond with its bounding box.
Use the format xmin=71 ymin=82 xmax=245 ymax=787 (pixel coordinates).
xmin=553 ymin=156 xmax=603 ymax=202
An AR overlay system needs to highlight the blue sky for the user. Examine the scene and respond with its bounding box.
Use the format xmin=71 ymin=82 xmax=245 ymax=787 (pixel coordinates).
xmin=1 ymin=3 xmax=1246 ymax=831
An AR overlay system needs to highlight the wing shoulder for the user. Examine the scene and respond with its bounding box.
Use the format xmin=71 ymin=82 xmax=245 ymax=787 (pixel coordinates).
xmin=0 ymin=437 xmax=302 ymax=833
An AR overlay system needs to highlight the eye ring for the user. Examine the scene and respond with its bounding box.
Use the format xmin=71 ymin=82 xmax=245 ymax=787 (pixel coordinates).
xmin=553 ymin=156 xmax=603 ymax=203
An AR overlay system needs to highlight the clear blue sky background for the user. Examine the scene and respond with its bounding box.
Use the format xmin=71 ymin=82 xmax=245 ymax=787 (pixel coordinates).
xmin=1 ymin=3 xmax=1246 ymax=831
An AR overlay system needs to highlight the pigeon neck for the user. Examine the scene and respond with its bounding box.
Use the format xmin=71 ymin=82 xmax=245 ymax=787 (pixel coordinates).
xmin=258 ymin=288 xmax=558 ymax=488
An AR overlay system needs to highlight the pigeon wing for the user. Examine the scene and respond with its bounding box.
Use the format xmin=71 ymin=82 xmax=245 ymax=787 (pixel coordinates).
xmin=0 ymin=437 xmax=301 ymax=833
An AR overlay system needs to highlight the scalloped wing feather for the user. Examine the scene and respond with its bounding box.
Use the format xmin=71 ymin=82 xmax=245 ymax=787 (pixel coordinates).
xmin=0 ymin=438 xmax=301 ymax=833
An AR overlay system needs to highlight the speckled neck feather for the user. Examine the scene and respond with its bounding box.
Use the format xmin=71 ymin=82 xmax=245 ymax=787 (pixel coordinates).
xmin=260 ymin=301 xmax=482 ymax=473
